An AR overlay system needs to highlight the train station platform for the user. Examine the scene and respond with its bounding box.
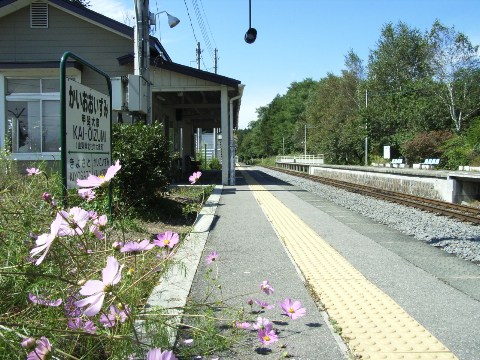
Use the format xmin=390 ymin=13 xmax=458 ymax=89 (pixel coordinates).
xmin=153 ymin=166 xmax=480 ymax=359
xmin=276 ymin=162 xmax=480 ymax=205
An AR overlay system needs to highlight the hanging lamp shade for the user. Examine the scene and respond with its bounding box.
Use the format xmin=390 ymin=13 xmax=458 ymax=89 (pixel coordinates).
xmin=245 ymin=27 xmax=257 ymax=43
xmin=166 ymin=13 xmax=180 ymax=28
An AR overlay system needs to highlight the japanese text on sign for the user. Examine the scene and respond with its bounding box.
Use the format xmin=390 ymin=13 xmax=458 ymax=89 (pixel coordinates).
xmin=65 ymin=78 xmax=111 ymax=189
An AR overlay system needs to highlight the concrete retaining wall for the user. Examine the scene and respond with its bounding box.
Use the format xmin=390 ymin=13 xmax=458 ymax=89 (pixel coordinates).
xmin=310 ymin=166 xmax=453 ymax=202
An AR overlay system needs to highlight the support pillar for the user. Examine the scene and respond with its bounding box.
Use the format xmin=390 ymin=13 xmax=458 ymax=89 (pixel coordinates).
xmin=220 ymin=86 xmax=229 ymax=185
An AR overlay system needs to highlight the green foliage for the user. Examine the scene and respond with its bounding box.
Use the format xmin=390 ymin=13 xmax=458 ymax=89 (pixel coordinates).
xmin=208 ymin=157 xmax=222 ymax=170
xmin=441 ymin=134 xmax=471 ymax=170
xmin=400 ymin=130 xmax=453 ymax=164
xmin=112 ymin=122 xmax=170 ymax=207
xmin=441 ymin=117 xmax=480 ymax=169
xmin=0 ymin=153 xmax=214 ymax=359
xmin=465 ymin=116 xmax=480 ymax=151
xmin=428 ymin=21 xmax=480 ymax=132
xmin=236 ymin=79 xmax=317 ymax=161
xmin=305 ymin=74 xmax=365 ymax=164
xmin=236 ymin=20 xmax=480 ymax=166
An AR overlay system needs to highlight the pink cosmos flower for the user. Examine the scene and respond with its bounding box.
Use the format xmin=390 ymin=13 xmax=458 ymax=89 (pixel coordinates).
xmin=41 ymin=192 xmax=52 ymax=203
xmin=257 ymin=328 xmax=279 ymax=345
xmin=99 ymin=304 xmax=129 ymax=328
xmin=75 ymin=256 xmax=123 ymax=316
xmin=28 ymin=293 xmax=62 ymax=307
xmin=146 ymin=348 xmax=178 ymax=360
xmin=21 ymin=337 xmax=36 ymax=350
xmin=27 ymin=336 xmax=52 ymax=360
xmin=58 ymin=207 xmax=90 ymax=236
xmin=79 ymin=188 xmax=96 ymax=202
xmin=121 ymin=239 xmax=154 ymax=253
xmin=255 ymin=299 xmax=275 ymax=310
xmin=188 ymin=171 xmax=202 ymax=184
xmin=89 ymin=214 xmax=107 ymax=240
xmin=279 ymin=298 xmax=306 ymax=320
xmin=89 ymin=225 xmax=105 ymax=240
xmin=87 ymin=211 xmax=98 ymax=220
xmin=94 ymin=215 xmax=108 ymax=229
xmin=67 ymin=317 xmax=97 ymax=334
xmin=260 ymin=280 xmax=274 ymax=295
xmin=154 ymin=231 xmax=179 ymax=249
xmin=26 ymin=167 xmax=42 ymax=176
xmin=30 ymin=213 xmax=63 ymax=265
xmin=252 ymin=317 xmax=272 ymax=331
xmin=76 ymin=160 xmax=121 ymax=189
xmin=206 ymin=250 xmax=218 ymax=264
xmin=64 ymin=295 xmax=82 ymax=317
xmin=235 ymin=321 xmax=251 ymax=329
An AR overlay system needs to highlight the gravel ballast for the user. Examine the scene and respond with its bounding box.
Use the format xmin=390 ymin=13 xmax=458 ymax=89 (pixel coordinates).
xmin=259 ymin=167 xmax=480 ymax=264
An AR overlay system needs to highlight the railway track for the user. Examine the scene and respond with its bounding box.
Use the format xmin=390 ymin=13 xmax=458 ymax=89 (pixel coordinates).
xmin=262 ymin=166 xmax=480 ymax=225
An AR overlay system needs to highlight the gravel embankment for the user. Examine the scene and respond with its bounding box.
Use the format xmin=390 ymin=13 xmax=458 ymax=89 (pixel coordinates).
xmin=259 ymin=167 xmax=480 ymax=264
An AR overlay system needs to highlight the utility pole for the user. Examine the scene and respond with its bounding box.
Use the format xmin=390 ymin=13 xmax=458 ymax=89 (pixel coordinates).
xmin=365 ymin=89 xmax=368 ymax=166
xmin=304 ymin=124 xmax=307 ymax=157
xmin=214 ymin=48 xmax=218 ymax=74
xmin=134 ymin=0 xmax=151 ymax=123
xmin=196 ymin=42 xmax=201 ymax=70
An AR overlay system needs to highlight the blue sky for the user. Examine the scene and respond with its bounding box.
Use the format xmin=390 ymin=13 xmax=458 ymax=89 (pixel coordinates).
xmin=89 ymin=0 xmax=480 ymax=129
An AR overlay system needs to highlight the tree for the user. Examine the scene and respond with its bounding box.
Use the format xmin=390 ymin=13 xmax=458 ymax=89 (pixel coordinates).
xmin=428 ymin=20 xmax=480 ymax=132
xmin=366 ymin=22 xmax=441 ymax=156
xmin=305 ymin=73 xmax=364 ymax=164
xmin=66 ymin=0 xmax=91 ymax=7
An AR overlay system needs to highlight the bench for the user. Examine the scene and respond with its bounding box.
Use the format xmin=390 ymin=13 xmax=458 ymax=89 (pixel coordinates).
xmin=420 ymin=158 xmax=440 ymax=169
xmin=389 ymin=158 xmax=404 ymax=168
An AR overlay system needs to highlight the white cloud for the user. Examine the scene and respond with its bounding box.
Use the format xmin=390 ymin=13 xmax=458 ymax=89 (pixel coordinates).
xmin=89 ymin=0 xmax=134 ymax=25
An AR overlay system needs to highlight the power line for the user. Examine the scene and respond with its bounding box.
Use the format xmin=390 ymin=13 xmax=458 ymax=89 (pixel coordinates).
xmin=182 ymin=0 xmax=208 ymax=70
xmin=191 ymin=0 xmax=214 ymax=70
xmin=199 ymin=0 xmax=217 ymax=50
xmin=183 ymin=0 xmax=199 ymax=45
xmin=192 ymin=0 xmax=213 ymax=56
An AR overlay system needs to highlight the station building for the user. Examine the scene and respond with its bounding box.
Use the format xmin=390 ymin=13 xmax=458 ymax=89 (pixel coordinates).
xmin=0 ymin=0 xmax=243 ymax=185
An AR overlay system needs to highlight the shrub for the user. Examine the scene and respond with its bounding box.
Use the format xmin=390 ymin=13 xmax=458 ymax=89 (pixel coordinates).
xmin=441 ymin=134 xmax=470 ymax=169
xmin=112 ymin=122 xmax=170 ymax=206
xmin=208 ymin=157 xmax=222 ymax=170
xmin=401 ymin=130 xmax=453 ymax=164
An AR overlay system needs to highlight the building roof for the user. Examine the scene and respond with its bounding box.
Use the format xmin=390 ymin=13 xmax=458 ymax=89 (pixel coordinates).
xmin=117 ymin=53 xmax=241 ymax=88
xmin=0 ymin=0 xmax=171 ymax=61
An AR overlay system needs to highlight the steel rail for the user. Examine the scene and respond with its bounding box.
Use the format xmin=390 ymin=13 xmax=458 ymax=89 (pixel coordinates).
xmin=262 ymin=166 xmax=480 ymax=225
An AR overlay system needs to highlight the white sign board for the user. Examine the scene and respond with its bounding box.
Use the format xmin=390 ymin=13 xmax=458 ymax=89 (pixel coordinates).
xmin=383 ymin=145 xmax=391 ymax=159
xmin=65 ymin=78 xmax=111 ymax=188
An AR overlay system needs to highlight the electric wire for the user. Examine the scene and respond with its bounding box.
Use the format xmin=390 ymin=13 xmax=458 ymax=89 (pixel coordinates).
xmin=192 ymin=0 xmax=214 ymax=60
xmin=182 ymin=0 xmax=208 ymax=70
xmin=199 ymin=0 xmax=217 ymax=50
xmin=190 ymin=0 xmax=213 ymax=70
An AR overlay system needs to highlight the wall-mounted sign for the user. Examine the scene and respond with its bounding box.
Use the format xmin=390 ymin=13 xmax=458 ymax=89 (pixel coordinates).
xmin=65 ymin=78 xmax=111 ymax=188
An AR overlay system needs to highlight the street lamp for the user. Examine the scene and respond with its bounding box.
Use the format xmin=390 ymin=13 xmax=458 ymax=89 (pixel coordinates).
xmin=150 ymin=11 xmax=180 ymax=31
xmin=244 ymin=0 xmax=257 ymax=43
xmin=133 ymin=0 xmax=179 ymax=123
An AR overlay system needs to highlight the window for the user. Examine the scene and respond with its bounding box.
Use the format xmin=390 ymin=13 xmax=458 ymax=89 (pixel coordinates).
xmin=6 ymin=79 xmax=60 ymax=154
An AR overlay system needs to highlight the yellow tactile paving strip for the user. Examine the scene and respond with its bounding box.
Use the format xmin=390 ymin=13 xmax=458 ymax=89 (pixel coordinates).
xmin=241 ymin=170 xmax=457 ymax=360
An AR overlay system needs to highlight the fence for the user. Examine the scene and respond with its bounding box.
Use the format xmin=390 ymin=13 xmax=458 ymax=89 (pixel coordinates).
xmin=276 ymin=154 xmax=324 ymax=164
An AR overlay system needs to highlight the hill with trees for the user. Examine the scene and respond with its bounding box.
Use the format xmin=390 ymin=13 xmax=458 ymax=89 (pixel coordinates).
xmin=237 ymin=21 xmax=480 ymax=169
